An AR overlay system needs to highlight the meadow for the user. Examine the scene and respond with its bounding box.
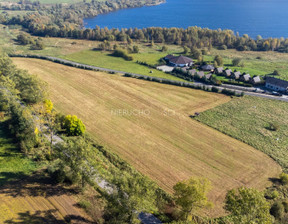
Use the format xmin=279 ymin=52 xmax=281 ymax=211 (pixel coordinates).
xmin=0 ymin=119 xmax=37 ymax=186
xmin=196 ymin=96 xmax=288 ymax=172
xmin=13 ymin=57 xmax=281 ymax=216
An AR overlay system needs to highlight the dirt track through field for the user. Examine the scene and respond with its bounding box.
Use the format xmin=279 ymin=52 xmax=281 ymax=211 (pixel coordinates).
xmin=13 ymin=58 xmax=281 ymax=216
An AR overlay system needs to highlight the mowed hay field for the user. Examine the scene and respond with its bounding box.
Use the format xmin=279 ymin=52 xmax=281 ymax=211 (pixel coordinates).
xmin=13 ymin=58 xmax=281 ymax=216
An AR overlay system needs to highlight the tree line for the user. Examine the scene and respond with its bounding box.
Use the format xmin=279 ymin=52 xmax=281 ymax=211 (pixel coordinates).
xmin=2 ymin=0 xmax=288 ymax=53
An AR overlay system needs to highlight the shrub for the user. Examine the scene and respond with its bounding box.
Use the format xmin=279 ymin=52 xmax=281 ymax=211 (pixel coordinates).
xmin=211 ymin=87 xmax=219 ymax=93
xmin=63 ymin=115 xmax=86 ymax=136
xmin=219 ymin=45 xmax=227 ymax=50
xmin=270 ymin=201 xmax=285 ymax=220
xmin=232 ymin=58 xmax=242 ymax=66
xmin=267 ymin=122 xmax=280 ymax=131
xmin=112 ymin=49 xmax=133 ymax=61
xmin=280 ymin=173 xmax=288 ymax=185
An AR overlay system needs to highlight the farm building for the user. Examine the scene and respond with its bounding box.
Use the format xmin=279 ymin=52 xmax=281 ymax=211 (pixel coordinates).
xmin=250 ymin=76 xmax=262 ymax=85
xmin=224 ymin=69 xmax=232 ymax=77
xmin=231 ymin=71 xmax=241 ymax=80
xmin=197 ymin=71 xmax=205 ymax=78
xmin=215 ymin=67 xmax=223 ymax=74
xmin=164 ymin=55 xmax=193 ymax=67
xmin=201 ymin=64 xmax=215 ymax=72
xmin=205 ymin=73 xmax=212 ymax=80
xmin=188 ymin=69 xmax=197 ymax=76
xmin=240 ymin=74 xmax=251 ymax=82
xmin=265 ymin=77 xmax=288 ymax=92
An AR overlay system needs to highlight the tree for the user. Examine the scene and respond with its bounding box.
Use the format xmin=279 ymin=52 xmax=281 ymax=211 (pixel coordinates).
xmin=173 ymin=177 xmax=212 ymax=221
xmin=63 ymin=115 xmax=86 ymax=136
xmin=225 ymin=187 xmax=273 ymax=224
xmin=55 ymin=137 xmax=96 ymax=187
xmin=214 ymin=55 xmax=223 ymax=66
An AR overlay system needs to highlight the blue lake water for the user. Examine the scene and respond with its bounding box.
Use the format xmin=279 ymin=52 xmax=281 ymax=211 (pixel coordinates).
xmin=84 ymin=0 xmax=288 ymax=38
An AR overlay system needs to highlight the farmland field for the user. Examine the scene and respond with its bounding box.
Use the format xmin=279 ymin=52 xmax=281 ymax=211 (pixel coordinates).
xmin=195 ymin=96 xmax=288 ymax=172
xmin=13 ymin=58 xmax=281 ymax=216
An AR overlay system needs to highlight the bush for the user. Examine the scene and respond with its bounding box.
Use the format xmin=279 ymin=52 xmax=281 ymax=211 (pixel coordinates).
xmin=219 ymin=45 xmax=227 ymax=50
xmin=211 ymin=86 xmax=219 ymax=93
xmin=270 ymin=201 xmax=285 ymax=220
xmin=267 ymin=122 xmax=280 ymax=131
xmin=280 ymin=173 xmax=288 ymax=185
xmin=112 ymin=49 xmax=133 ymax=61
xmin=63 ymin=115 xmax=86 ymax=136
xmin=232 ymin=58 xmax=242 ymax=66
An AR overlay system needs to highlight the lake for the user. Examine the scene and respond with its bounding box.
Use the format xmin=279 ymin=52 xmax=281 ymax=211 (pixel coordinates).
xmin=84 ymin=0 xmax=288 ymax=38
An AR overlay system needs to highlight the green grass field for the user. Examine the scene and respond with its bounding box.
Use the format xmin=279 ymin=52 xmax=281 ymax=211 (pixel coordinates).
xmin=196 ymin=96 xmax=288 ymax=172
xmin=63 ymin=49 xmax=184 ymax=80
xmin=0 ymin=119 xmax=37 ymax=186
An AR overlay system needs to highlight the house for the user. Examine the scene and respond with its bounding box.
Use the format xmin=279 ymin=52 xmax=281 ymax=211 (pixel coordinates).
xmin=265 ymin=77 xmax=288 ymax=92
xmin=165 ymin=55 xmax=193 ymax=67
xmin=215 ymin=67 xmax=223 ymax=74
xmin=231 ymin=71 xmax=241 ymax=80
xmin=240 ymin=74 xmax=251 ymax=82
xmin=201 ymin=64 xmax=215 ymax=72
xmin=250 ymin=76 xmax=262 ymax=85
xmin=188 ymin=69 xmax=197 ymax=76
xmin=204 ymin=73 xmax=212 ymax=80
xmin=224 ymin=69 xmax=232 ymax=77
xmin=164 ymin=54 xmax=175 ymax=60
xmin=180 ymin=67 xmax=188 ymax=73
xmin=196 ymin=71 xmax=205 ymax=78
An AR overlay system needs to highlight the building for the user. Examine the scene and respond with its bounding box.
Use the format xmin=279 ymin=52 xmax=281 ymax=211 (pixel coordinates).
xmin=231 ymin=71 xmax=241 ymax=80
xmin=265 ymin=77 xmax=288 ymax=92
xmin=240 ymin=74 xmax=251 ymax=82
xmin=196 ymin=71 xmax=205 ymax=78
xmin=250 ymin=76 xmax=262 ymax=85
xmin=224 ymin=69 xmax=232 ymax=77
xmin=201 ymin=64 xmax=214 ymax=72
xmin=188 ymin=69 xmax=197 ymax=76
xmin=164 ymin=55 xmax=194 ymax=67
xmin=204 ymin=73 xmax=212 ymax=80
xmin=215 ymin=67 xmax=223 ymax=74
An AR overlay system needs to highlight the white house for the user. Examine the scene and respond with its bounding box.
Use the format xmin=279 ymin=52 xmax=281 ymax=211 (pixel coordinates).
xmin=265 ymin=77 xmax=288 ymax=92
xmin=164 ymin=55 xmax=193 ymax=67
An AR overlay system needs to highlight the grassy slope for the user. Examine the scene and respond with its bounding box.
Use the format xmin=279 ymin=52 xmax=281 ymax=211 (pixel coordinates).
xmin=196 ymin=96 xmax=288 ymax=172
xmin=13 ymin=58 xmax=281 ymax=216
xmin=0 ymin=119 xmax=37 ymax=186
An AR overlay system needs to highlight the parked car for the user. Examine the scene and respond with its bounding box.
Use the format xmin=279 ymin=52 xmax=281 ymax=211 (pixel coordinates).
xmin=272 ymin=91 xmax=282 ymax=96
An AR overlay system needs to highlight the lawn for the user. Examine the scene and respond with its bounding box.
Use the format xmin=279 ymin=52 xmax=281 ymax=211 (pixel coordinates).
xmin=205 ymin=49 xmax=288 ymax=80
xmin=0 ymin=119 xmax=37 ymax=186
xmin=62 ymin=49 xmax=184 ymax=81
xmin=13 ymin=58 xmax=282 ymax=216
xmin=196 ymin=96 xmax=288 ymax=172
